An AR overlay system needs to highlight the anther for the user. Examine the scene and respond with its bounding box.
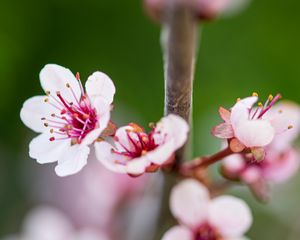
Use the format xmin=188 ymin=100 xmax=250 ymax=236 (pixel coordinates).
xmin=66 ymin=83 xmax=70 ymax=88
xmin=45 ymin=91 xmax=51 ymax=96
xmin=44 ymin=123 xmax=49 ymax=127
xmin=50 ymin=129 xmax=54 ymax=134
xmin=76 ymin=72 xmax=80 ymax=80
xmin=49 ymin=137 xmax=55 ymax=141
xmin=288 ymin=125 xmax=293 ymax=129
xmin=236 ymin=98 xmax=241 ymax=102
xmin=149 ymin=122 xmax=156 ymax=128
xmin=278 ymin=109 xmax=283 ymax=113
xmin=44 ymin=98 xmax=49 ymax=102
xmin=268 ymin=94 xmax=273 ymax=101
xmin=51 ymin=113 xmax=56 ymax=117
xmin=252 ymin=92 xmax=258 ymax=97
xmin=258 ymin=102 xmax=263 ymax=107
xmin=41 ymin=117 xmax=46 ymax=120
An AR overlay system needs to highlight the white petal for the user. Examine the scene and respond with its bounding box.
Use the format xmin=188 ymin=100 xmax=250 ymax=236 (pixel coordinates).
xmin=55 ymin=145 xmax=90 ymax=177
xmin=208 ymin=196 xmax=252 ymax=237
xmin=20 ymin=96 xmax=54 ymax=133
xmin=22 ymin=206 xmax=73 ymax=240
xmin=39 ymin=64 xmax=81 ymax=102
xmin=170 ymin=179 xmax=210 ymax=228
xmin=234 ymin=120 xmax=275 ymax=147
xmin=146 ymin=139 xmax=175 ymax=165
xmin=230 ymin=96 xmax=257 ymax=127
xmin=29 ymin=133 xmax=70 ymax=164
xmin=95 ymin=141 xmax=127 ymax=173
xmin=160 ymin=114 xmax=189 ymax=149
xmin=86 ymin=71 xmax=116 ymax=105
xmin=81 ymin=127 xmax=105 ymax=146
xmin=161 ymin=226 xmax=193 ymax=240
xmin=126 ymin=156 xmax=151 ymax=175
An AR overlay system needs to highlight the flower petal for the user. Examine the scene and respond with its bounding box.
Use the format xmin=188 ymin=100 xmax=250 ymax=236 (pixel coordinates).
xmin=155 ymin=114 xmax=189 ymax=149
xmin=29 ymin=133 xmax=70 ymax=164
xmin=55 ymin=145 xmax=90 ymax=177
xmin=74 ymin=229 xmax=109 ymax=240
xmin=20 ymin=96 xmax=54 ymax=133
xmin=85 ymin=71 xmax=116 ymax=105
xmin=22 ymin=206 xmax=73 ymax=240
xmin=161 ymin=226 xmax=193 ymax=240
xmin=170 ymin=179 xmax=210 ymax=228
xmin=146 ymin=139 xmax=175 ymax=165
xmin=208 ymin=196 xmax=252 ymax=237
xmin=234 ymin=120 xmax=274 ymax=147
xmin=223 ymin=154 xmax=245 ymax=173
xmin=126 ymin=156 xmax=151 ymax=175
xmin=230 ymin=96 xmax=257 ymax=127
xmin=212 ymin=122 xmax=234 ymax=139
xmin=95 ymin=141 xmax=127 ymax=173
xmin=263 ymin=148 xmax=300 ymax=183
xmin=39 ymin=64 xmax=81 ymax=102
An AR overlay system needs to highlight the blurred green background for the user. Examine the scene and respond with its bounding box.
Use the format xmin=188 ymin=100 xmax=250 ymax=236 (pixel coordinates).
xmin=1 ymin=0 xmax=300 ymax=239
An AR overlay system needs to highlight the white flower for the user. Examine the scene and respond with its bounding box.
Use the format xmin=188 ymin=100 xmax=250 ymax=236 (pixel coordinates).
xmin=162 ymin=179 xmax=252 ymax=240
xmin=20 ymin=64 xmax=115 ymax=176
xmin=95 ymin=114 xmax=189 ymax=176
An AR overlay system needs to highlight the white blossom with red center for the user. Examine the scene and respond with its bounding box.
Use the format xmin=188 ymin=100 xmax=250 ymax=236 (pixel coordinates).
xmin=222 ymin=101 xmax=300 ymax=186
xmin=95 ymin=114 xmax=189 ymax=176
xmin=161 ymin=179 xmax=252 ymax=240
xmin=20 ymin=64 xmax=115 ymax=176
xmin=212 ymin=93 xmax=295 ymax=161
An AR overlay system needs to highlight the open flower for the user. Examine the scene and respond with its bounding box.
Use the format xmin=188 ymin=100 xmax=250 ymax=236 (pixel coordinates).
xmin=162 ymin=179 xmax=252 ymax=240
xmin=212 ymin=93 xmax=294 ymax=161
xmin=20 ymin=64 xmax=115 ymax=176
xmin=95 ymin=114 xmax=189 ymax=176
xmin=222 ymin=101 xmax=300 ymax=199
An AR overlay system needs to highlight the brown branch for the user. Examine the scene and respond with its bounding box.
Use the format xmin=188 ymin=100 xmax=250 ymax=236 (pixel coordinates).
xmin=162 ymin=0 xmax=198 ymax=165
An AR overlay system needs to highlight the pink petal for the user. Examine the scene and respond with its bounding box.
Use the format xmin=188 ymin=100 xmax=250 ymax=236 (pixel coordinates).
xmin=170 ymin=179 xmax=210 ymax=228
xmin=126 ymin=156 xmax=151 ymax=175
xmin=161 ymin=226 xmax=193 ymax=240
xmin=94 ymin=141 xmax=127 ymax=174
xmin=20 ymin=96 xmax=55 ymax=133
xmin=39 ymin=64 xmax=81 ymax=103
xmin=74 ymin=229 xmax=109 ymax=240
xmin=29 ymin=133 xmax=70 ymax=164
xmin=230 ymin=96 xmax=257 ymax=127
xmin=208 ymin=196 xmax=252 ymax=237
xmin=55 ymin=145 xmax=90 ymax=177
xmin=263 ymin=148 xmax=300 ymax=183
xmin=219 ymin=107 xmax=231 ymax=122
xmin=234 ymin=120 xmax=274 ymax=147
xmin=223 ymin=154 xmax=245 ymax=173
xmin=85 ymin=71 xmax=116 ymax=105
xmin=212 ymin=122 xmax=234 ymax=139
xmin=22 ymin=206 xmax=73 ymax=240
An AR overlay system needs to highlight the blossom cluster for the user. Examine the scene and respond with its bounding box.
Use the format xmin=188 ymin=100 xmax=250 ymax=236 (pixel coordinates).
xmin=20 ymin=64 xmax=189 ymax=177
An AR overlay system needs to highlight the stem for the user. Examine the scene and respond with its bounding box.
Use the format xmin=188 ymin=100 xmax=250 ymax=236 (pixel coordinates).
xmin=162 ymin=0 xmax=198 ymax=165
xmin=180 ymin=147 xmax=233 ymax=176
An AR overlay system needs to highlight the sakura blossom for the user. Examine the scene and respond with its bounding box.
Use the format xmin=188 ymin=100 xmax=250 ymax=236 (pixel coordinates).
xmin=0 ymin=206 xmax=109 ymax=240
xmin=162 ymin=179 xmax=252 ymax=240
xmin=20 ymin=64 xmax=115 ymax=176
xmin=95 ymin=114 xmax=189 ymax=176
xmin=212 ymin=93 xmax=295 ymax=161
xmin=222 ymin=101 xmax=300 ymax=186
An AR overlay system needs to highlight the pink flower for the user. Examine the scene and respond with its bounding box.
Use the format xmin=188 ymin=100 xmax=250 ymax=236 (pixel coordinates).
xmin=222 ymin=101 xmax=300 ymax=185
xmin=20 ymin=64 xmax=115 ymax=176
xmin=2 ymin=206 xmax=109 ymax=240
xmin=212 ymin=94 xmax=295 ymax=160
xmin=162 ymin=179 xmax=252 ymax=240
xmin=95 ymin=114 xmax=189 ymax=176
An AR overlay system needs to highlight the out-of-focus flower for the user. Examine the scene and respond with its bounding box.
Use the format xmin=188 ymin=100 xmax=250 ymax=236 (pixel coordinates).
xmin=20 ymin=64 xmax=115 ymax=176
xmin=1 ymin=206 xmax=109 ymax=240
xmin=144 ymin=0 xmax=250 ymax=22
xmin=34 ymin=158 xmax=148 ymax=232
xmin=222 ymin=101 xmax=300 ymax=196
xmin=95 ymin=114 xmax=188 ymax=176
xmin=212 ymin=94 xmax=295 ymax=161
xmin=162 ymin=179 xmax=252 ymax=240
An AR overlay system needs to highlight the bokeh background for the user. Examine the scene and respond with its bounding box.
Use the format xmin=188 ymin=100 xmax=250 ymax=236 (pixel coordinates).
xmin=1 ymin=0 xmax=300 ymax=239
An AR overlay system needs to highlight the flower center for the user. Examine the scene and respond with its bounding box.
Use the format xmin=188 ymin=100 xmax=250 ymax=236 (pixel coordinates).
xmin=249 ymin=93 xmax=281 ymax=120
xmin=195 ymin=224 xmax=222 ymax=240
xmin=42 ymin=74 xmax=98 ymax=144
xmin=113 ymin=123 xmax=159 ymax=159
